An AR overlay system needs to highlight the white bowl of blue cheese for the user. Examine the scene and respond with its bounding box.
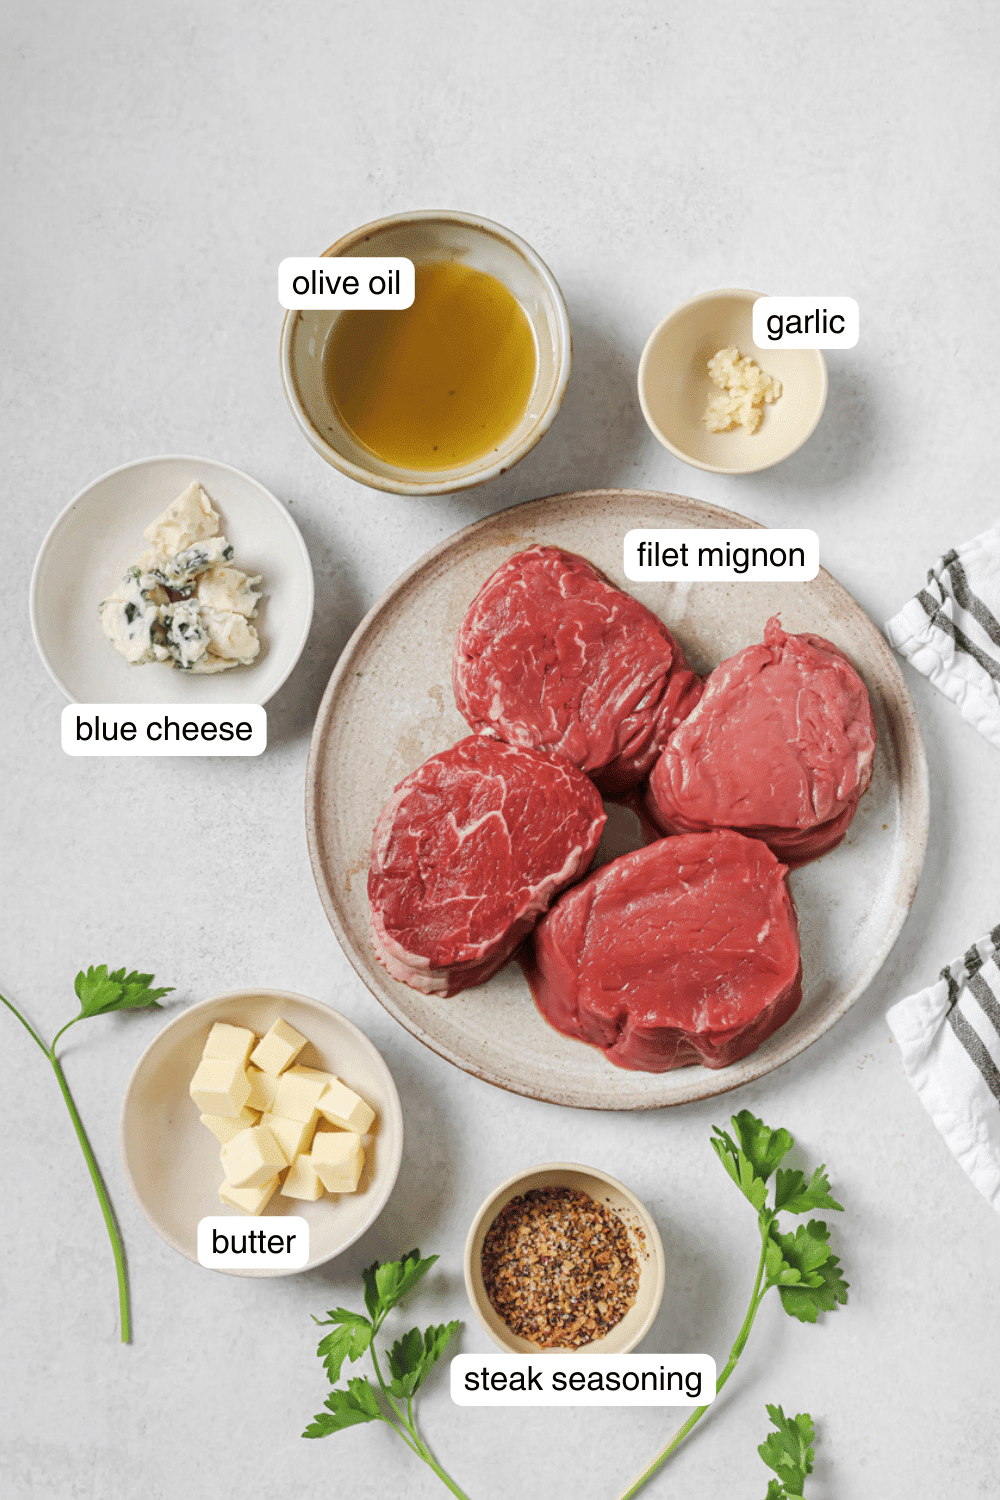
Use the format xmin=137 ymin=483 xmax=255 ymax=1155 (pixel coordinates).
xmin=31 ymin=454 xmax=314 ymax=704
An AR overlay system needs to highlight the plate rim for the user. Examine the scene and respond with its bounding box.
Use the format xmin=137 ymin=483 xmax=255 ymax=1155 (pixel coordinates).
xmin=305 ymin=487 xmax=930 ymax=1110
xmin=119 ymin=987 xmax=404 ymax=1276
xmin=29 ymin=452 xmax=316 ymax=706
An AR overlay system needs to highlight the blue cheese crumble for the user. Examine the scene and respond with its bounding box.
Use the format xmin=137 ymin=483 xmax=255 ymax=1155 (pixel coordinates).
xmin=99 ymin=483 xmax=263 ymax=673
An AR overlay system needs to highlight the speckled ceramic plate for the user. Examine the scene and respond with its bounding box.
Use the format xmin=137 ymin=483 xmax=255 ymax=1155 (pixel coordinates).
xmin=305 ymin=490 xmax=929 ymax=1110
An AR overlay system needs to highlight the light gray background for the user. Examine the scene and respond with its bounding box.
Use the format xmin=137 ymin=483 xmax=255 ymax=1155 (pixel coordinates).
xmin=4 ymin=4 xmax=999 ymax=1498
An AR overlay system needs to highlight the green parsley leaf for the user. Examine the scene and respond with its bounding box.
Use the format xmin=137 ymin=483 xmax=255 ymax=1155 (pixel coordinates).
xmin=74 ymin=964 xmax=172 ymax=1019
xmin=778 ymin=1251 xmax=849 ymax=1323
xmin=711 ymin=1111 xmax=795 ymax=1211
xmin=758 ymin=1404 xmax=815 ymax=1496
xmin=770 ymin=1221 xmax=834 ymax=1284
xmin=710 ymin=1127 xmax=769 ymax=1211
xmin=302 ymin=1377 xmax=382 ymax=1438
xmin=732 ymin=1110 xmax=794 ymax=1181
xmin=774 ymin=1164 xmax=844 ymax=1216
xmin=387 ymin=1321 xmax=461 ymax=1398
xmin=363 ymin=1248 xmax=438 ymax=1324
xmin=312 ymin=1308 xmax=373 ymax=1384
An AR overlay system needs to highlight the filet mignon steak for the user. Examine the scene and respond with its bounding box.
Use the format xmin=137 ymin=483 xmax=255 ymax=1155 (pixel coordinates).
xmin=523 ymin=829 xmax=802 ymax=1072
xmin=453 ymin=545 xmax=702 ymax=797
xmin=646 ymin=616 xmax=876 ymax=866
xmin=369 ymin=735 xmax=607 ymax=998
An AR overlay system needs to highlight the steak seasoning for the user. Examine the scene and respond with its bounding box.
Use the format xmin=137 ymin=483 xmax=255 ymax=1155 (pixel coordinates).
xmin=480 ymin=1185 xmax=641 ymax=1348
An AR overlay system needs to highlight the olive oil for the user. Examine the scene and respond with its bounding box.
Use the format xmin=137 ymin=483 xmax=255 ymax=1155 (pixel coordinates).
xmin=325 ymin=260 xmax=537 ymax=471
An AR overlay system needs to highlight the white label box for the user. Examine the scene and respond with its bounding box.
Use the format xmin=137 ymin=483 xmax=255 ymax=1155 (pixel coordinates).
xmin=450 ymin=1353 xmax=716 ymax=1407
xmin=279 ymin=257 xmax=415 ymax=309
xmin=62 ymin=704 xmax=266 ymax=757
xmin=197 ymin=1216 xmax=309 ymax=1269
xmin=624 ymin=529 xmax=819 ymax=582
xmin=753 ymin=296 xmax=859 ymax=349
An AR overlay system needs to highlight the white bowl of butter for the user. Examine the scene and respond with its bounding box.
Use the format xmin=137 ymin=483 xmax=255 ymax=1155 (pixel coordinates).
xmin=638 ymin=288 xmax=828 ymax=474
xmin=120 ymin=990 xmax=403 ymax=1276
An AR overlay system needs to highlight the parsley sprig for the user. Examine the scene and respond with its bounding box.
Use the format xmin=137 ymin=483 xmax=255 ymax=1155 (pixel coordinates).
xmin=1 ymin=965 xmax=171 ymax=1343
xmin=759 ymin=1403 xmax=816 ymax=1498
xmin=617 ymin=1111 xmax=847 ymax=1499
xmin=304 ymin=1249 xmax=467 ymax=1498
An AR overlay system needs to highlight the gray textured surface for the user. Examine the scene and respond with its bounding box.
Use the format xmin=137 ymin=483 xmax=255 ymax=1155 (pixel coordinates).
xmin=4 ymin=4 xmax=999 ymax=1498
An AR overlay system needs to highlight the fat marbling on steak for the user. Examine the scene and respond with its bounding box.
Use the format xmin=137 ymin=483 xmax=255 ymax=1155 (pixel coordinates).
xmin=523 ymin=830 xmax=802 ymax=1072
xmin=453 ymin=545 xmax=702 ymax=797
xmin=646 ymin=616 xmax=876 ymax=866
xmin=369 ymin=735 xmax=606 ymax=998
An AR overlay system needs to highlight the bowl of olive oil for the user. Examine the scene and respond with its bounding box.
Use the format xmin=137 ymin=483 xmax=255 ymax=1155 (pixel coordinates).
xmin=280 ymin=211 xmax=572 ymax=495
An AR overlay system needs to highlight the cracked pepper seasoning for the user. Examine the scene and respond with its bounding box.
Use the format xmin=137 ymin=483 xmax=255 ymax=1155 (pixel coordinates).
xmin=480 ymin=1186 xmax=640 ymax=1348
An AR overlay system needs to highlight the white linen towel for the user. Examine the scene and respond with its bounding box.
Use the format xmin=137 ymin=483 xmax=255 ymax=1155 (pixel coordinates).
xmin=884 ymin=518 xmax=1000 ymax=748
xmin=887 ymin=927 xmax=1000 ymax=1213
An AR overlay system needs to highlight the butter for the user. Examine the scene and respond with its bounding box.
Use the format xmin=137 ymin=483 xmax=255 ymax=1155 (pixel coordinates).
xmin=218 ymin=1175 xmax=280 ymax=1215
xmin=318 ymin=1078 xmax=376 ymax=1135
xmin=246 ymin=1066 xmax=280 ymax=1114
xmin=220 ymin=1124 xmax=289 ymax=1187
xmin=280 ymin=1155 xmax=324 ymax=1201
xmin=249 ymin=1018 xmax=308 ymax=1077
xmin=200 ymin=1107 xmax=260 ymax=1143
xmin=262 ymin=1111 xmax=316 ymax=1162
xmin=310 ymin=1130 xmax=365 ymax=1193
xmin=273 ymin=1064 xmax=332 ymax=1123
xmin=194 ymin=1015 xmax=379 ymax=1213
xmin=203 ymin=1022 xmax=256 ymax=1066
xmin=189 ymin=1056 xmax=252 ymax=1118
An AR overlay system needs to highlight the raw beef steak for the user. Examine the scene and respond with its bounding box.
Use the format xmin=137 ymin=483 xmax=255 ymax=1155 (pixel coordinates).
xmin=453 ymin=545 xmax=702 ymax=797
xmin=369 ymin=735 xmax=606 ymax=997
xmin=646 ymin=617 xmax=876 ymax=866
xmin=523 ymin=830 xmax=802 ymax=1072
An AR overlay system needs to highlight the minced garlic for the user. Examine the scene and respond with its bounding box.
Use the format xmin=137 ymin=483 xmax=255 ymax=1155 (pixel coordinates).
xmin=703 ymin=346 xmax=782 ymax=434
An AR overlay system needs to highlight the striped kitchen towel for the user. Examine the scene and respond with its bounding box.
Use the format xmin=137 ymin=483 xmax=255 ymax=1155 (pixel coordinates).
xmin=887 ymin=926 xmax=1000 ymax=1213
xmin=884 ymin=518 xmax=1000 ymax=748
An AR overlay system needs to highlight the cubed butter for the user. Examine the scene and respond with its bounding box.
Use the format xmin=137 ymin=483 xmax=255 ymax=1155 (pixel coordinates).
xmin=261 ymin=1111 xmax=316 ymax=1162
xmin=189 ymin=1056 xmax=252 ymax=1118
xmin=218 ymin=1175 xmax=280 ymax=1216
xmin=273 ymin=1065 xmax=332 ymax=1123
xmin=309 ymin=1130 xmax=365 ymax=1193
xmin=318 ymin=1078 xmax=376 ymax=1135
xmin=202 ymin=1022 xmax=256 ymax=1066
xmin=200 ymin=1107 xmax=260 ymax=1143
xmin=246 ymin=1065 xmax=280 ymax=1113
xmin=249 ymin=1018 xmax=308 ymax=1077
xmin=280 ymin=1155 xmax=324 ymax=1202
xmin=220 ymin=1124 xmax=289 ymax=1187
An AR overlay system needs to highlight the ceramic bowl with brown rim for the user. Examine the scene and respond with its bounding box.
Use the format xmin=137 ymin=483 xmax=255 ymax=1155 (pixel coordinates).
xmin=464 ymin=1163 xmax=665 ymax=1354
xmin=280 ymin=210 xmax=572 ymax=496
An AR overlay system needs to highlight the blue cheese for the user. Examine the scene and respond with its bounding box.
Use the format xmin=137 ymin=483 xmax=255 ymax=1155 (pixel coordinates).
xmin=99 ymin=483 xmax=264 ymax=674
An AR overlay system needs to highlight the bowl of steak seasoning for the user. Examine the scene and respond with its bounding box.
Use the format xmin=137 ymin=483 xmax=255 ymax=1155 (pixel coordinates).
xmin=464 ymin=1163 xmax=665 ymax=1354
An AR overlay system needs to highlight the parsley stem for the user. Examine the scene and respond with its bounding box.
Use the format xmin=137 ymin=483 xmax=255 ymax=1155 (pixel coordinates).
xmin=614 ymin=1231 xmax=772 ymax=1500
xmin=0 ymin=992 xmax=49 ymax=1054
xmin=1 ymin=991 xmax=131 ymax=1343
xmin=47 ymin=1046 xmax=131 ymax=1344
xmin=369 ymin=1344 xmax=470 ymax=1498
